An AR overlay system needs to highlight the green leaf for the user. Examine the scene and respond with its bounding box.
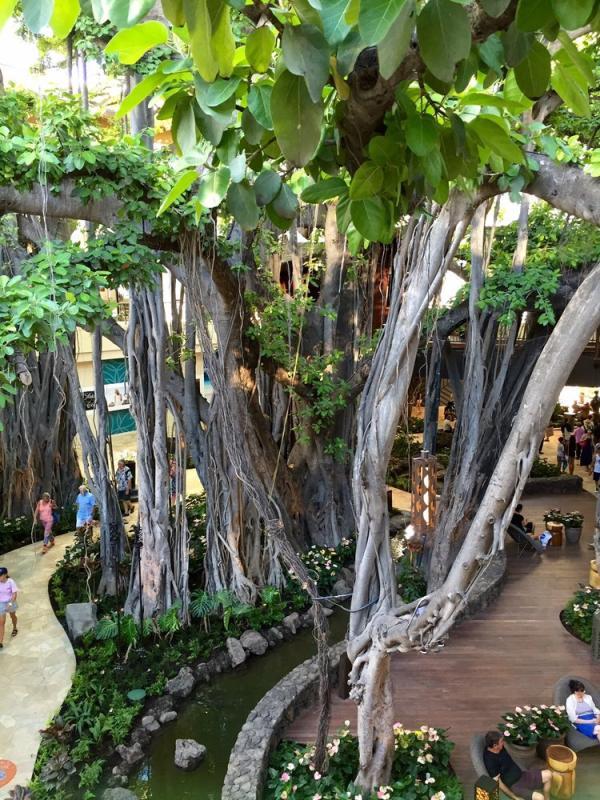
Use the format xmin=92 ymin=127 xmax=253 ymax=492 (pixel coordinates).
xmin=551 ymin=0 xmax=595 ymax=29
xmin=417 ymin=0 xmax=471 ymax=82
xmin=93 ymin=0 xmax=155 ymax=27
xmin=227 ymin=181 xmax=260 ymax=230
xmin=479 ymin=0 xmax=511 ymax=16
xmin=197 ymin=166 xmax=231 ymax=207
xmin=173 ymin=99 xmax=197 ymax=154
xmin=359 ymin=0 xmax=410 ymax=47
xmin=282 ymin=24 xmax=330 ymax=103
xmin=479 ymin=33 xmax=504 ymax=74
xmin=0 ymin=0 xmax=18 ymax=32
xmin=319 ymin=0 xmax=352 ymax=44
xmin=265 ymin=201 xmax=294 ymax=230
xmin=556 ymin=31 xmax=594 ymax=85
xmin=245 ymin=26 xmax=275 ymax=73
xmin=254 ymin=170 xmax=281 ymax=205
xmin=270 ymin=70 xmax=323 ymax=166
xmin=50 ymin=0 xmax=80 ymax=38
xmin=405 ymin=114 xmax=439 ymax=156
xmin=23 ymin=0 xmax=54 ymax=33
xmin=377 ymin=0 xmax=415 ymax=80
xmin=349 ymin=161 xmax=384 ymax=199
xmin=514 ymin=40 xmax=550 ymax=98
xmin=501 ymin=22 xmax=532 ymax=67
xmin=515 ymin=0 xmax=555 ymax=32
xmin=551 ymin=62 xmax=590 ymax=117
xmin=241 ymin=108 xmax=265 ymax=145
xmin=116 ymin=72 xmax=163 ymax=118
xmin=157 ymin=170 xmax=198 ymax=216
xmin=301 ymin=177 xmax=347 ymax=202
xmin=469 ymin=117 xmax=524 ymax=164
xmin=211 ymin=2 xmax=235 ymax=77
xmin=196 ymin=76 xmax=241 ymax=107
xmin=350 ymin=197 xmax=393 ymax=243
xmin=184 ymin=0 xmax=218 ymax=82
xmin=162 ymin=0 xmax=184 ymax=26
xmin=105 ymin=21 xmax=168 ymax=65
xmin=272 ymin=183 xmax=299 ymax=219
xmin=248 ymin=83 xmax=273 ymax=129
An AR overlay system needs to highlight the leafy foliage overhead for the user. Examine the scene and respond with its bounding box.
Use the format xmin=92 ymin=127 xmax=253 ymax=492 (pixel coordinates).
xmin=2 ymin=0 xmax=599 ymax=244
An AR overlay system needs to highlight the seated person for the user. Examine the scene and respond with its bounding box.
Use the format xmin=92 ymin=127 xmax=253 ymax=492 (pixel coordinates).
xmin=483 ymin=731 xmax=551 ymax=800
xmin=511 ymin=503 xmax=534 ymax=534
xmin=565 ymin=680 xmax=600 ymax=742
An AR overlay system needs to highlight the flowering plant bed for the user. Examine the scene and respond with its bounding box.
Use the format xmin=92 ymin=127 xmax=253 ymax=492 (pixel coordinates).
xmin=265 ymin=723 xmax=462 ymax=800
xmin=499 ymin=704 xmax=569 ymax=746
xmin=562 ymin=585 xmax=600 ymax=643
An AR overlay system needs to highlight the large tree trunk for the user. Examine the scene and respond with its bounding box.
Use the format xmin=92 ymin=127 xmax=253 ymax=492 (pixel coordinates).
xmin=0 ymin=352 xmax=81 ymax=518
xmin=124 ymin=286 xmax=180 ymax=617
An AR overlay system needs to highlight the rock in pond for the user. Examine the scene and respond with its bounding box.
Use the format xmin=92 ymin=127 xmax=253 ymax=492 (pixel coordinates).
xmin=174 ymin=738 xmax=207 ymax=771
xmin=166 ymin=666 xmax=195 ymax=698
xmin=103 ymin=789 xmax=139 ymax=800
xmin=240 ymin=629 xmax=268 ymax=655
xmin=226 ymin=636 xmax=247 ymax=667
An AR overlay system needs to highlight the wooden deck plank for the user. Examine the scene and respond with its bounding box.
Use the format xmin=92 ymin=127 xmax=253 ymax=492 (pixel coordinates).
xmin=285 ymin=490 xmax=600 ymax=796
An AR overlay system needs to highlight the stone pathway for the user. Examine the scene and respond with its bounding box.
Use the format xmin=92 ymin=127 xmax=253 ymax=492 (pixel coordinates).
xmin=0 ymin=533 xmax=75 ymax=798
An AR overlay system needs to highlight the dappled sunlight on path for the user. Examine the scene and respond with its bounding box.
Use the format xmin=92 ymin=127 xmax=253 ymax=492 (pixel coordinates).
xmin=0 ymin=534 xmax=75 ymax=798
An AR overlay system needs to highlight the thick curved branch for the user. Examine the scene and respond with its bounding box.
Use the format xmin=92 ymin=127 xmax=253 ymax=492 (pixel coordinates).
xmin=526 ymin=155 xmax=600 ymax=225
xmin=0 ymin=181 xmax=121 ymax=226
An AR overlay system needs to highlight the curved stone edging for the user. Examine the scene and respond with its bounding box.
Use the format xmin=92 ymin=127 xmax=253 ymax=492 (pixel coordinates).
xmin=222 ymin=640 xmax=347 ymax=800
xmin=523 ymin=475 xmax=583 ymax=495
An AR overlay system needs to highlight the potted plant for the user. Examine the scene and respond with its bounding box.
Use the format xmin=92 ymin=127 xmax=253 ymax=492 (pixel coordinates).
xmin=561 ymin=511 xmax=584 ymax=545
xmin=534 ymin=705 xmax=570 ymax=759
xmin=543 ymin=508 xmax=563 ymax=525
xmin=499 ymin=706 xmax=540 ymax=766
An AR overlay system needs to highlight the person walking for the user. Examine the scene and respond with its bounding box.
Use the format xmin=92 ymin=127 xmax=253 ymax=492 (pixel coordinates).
xmin=593 ymin=445 xmax=600 ymax=492
xmin=574 ymin=421 xmax=585 ymax=458
xmin=580 ymin=430 xmax=594 ymax=474
xmin=556 ymin=437 xmax=568 ymax=473
xmin=34 ymin=492 xmax=57 ymax=554
xmin=566 ymin=426 xmax=577 ymax=475
xmin=115 ymin=460 xmax=133 ymax=517
xmin=0 ymin=567 xmax=18 ymax=649
xmin=75 ymin=485 xmax=96 ymax=531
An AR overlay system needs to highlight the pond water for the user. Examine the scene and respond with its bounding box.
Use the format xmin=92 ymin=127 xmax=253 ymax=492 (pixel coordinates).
xmin=130 ymin=613 xmax=348 ymax=799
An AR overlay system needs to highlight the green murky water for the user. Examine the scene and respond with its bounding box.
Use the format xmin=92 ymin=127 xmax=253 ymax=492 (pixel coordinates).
xmin=130 ymin=613 xmax=348 ymax=799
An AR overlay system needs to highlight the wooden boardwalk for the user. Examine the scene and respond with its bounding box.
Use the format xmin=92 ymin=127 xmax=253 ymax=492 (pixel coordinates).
xmin=286 ymin=490 xmax=600 ymax=796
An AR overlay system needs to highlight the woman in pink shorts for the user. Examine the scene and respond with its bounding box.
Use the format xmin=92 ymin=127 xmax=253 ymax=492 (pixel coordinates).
xmin=35 ymin=492 xmax=56 ymax=554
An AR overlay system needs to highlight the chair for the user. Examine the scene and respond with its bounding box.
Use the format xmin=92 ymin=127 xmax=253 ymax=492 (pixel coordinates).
xmin=507 ymin=523 xmax=544 ymax=555
xmin=471 ymin=732 xmax=527 ymax=780
xmin=553 ymin=675 xmax=600 ymax=752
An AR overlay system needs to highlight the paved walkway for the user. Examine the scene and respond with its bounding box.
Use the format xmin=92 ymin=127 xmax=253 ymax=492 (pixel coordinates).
xmin=0 ymin=533 xmax=75 ymax=798
xmin=287 ymin=488 xmax=600 ymax=798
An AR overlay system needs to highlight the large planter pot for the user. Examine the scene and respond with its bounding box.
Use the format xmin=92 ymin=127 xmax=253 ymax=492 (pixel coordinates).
xmin=565 ymin=526 xmax=582 ymax=545
xmin=505 ymin=740 xmax=538 ymax=768
xmin=537 ymin=734 xmax=565 ymax=760
xmin=590 ymin=559 xmax=600 ymax=590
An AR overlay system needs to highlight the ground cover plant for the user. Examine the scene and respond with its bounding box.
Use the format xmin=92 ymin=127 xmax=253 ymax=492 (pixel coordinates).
xmin=0 ymin=505 xmax=77 ymax=555
xmin=562 ymin=585 xmax=600 ymax=644
xmin=265 ymin=722 xmax=462 ymax=800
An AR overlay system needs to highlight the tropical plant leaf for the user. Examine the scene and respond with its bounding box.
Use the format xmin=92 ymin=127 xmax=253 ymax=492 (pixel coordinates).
xmin=270 ymin=70 xmax=323 ymax=166
xmin=417 ymin=0 xmax=471 ymax=82
xmin=105 ymin=21 xmax=168 ymax=65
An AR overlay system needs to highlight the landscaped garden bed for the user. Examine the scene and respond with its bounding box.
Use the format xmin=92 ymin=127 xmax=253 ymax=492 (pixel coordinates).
xmin=0 ymin=504 xmax=77 ymax=555
xmin=560 ymin=584 xmax=600 ymax=644
xmin=265 ymin=723 xmax=462 ymax=800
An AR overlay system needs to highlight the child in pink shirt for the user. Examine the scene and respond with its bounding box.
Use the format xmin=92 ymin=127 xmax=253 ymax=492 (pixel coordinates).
xmin=0 ymin=566 xmax=18 ymax=648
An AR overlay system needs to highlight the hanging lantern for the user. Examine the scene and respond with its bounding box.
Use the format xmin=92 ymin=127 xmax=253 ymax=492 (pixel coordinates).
xmin=473 ymin=775 xmax=499 ymax=800
xmin=411 ymin=449 xmax=437 ymax=536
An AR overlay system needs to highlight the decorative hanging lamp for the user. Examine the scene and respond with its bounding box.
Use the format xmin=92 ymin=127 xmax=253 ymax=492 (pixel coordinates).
xmin=410 ymin=449 xmax=438 ymax=537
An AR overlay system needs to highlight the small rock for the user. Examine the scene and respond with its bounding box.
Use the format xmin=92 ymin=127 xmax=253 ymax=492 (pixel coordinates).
xmin=340 ymin=566 xmax=355 ymax=585
xmin=141 ymin=715 xmax=160 ymax=733
xmin=159 ymin=710 xmax=178 ymax=724
xmin=239 ymin=630 xmax=268 ymax=656
xmin=282 ymin=612 xmax=301 ymax=634
xmin=146 ymin=695 xmax=174 ymax=716
xmin=264 ymin=627 xmax=283 ymax=647
xmin=103 ymin=789 xmax=138 ymax=800
xmin=194 ymin=662 xmax=210 ymax=683
xmin=174 ymin=738 xmax=207 ymax=771
xmin=212 ymin=649 xmax=231 ymax=672
xmin=332 ymin=579 xmax=352 ymax=597
xmin=322 ymin=606 xmax=334 ymax=617
xmin=115 ymin=742 xmax=144 ymax=767
xmin=65 ymin=602 xmax=97 ymax=641
xmin=226 ymin=636 xmax=247 ymax=667
xmin=166 ymin=666 xmax=195 ymax=699
xmin=130 ymin=727 xmax=151 ymax=747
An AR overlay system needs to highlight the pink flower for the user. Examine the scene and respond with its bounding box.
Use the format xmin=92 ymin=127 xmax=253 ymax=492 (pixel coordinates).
xmin=529 ymin=724 xmax=537 ymax=731
xmin=280 ymin=772 xmax=290 ymax=782
xmin=314 ymin=771 xmax=321 ymax=780
xmin=313 ymin=795 xmax=322 ymax=800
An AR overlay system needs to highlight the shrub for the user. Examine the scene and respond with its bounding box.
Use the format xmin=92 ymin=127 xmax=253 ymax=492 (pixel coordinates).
xmin=530 ymin=459 xmax=561 ymax=478
xmin=499 ymin=704 xmax=569 ymax=746
xmin=563 ymin=585 xmax=600 ymax=643
xmin=265 ymin=723 xmax=462 ymax=800
xmin=544 ymin=509 xmax=584 ymax=528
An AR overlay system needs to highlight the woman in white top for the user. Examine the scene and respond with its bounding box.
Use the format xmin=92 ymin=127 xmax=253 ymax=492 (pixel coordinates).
xmin=565 ymin=679 xmax=600 ymax=741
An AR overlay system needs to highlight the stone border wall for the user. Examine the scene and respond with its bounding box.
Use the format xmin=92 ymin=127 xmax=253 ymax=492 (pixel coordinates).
xmin=222 ymin=640 xmax=347 ymax=800
xmin=523 ymin=475 xmax=583 ymax=495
